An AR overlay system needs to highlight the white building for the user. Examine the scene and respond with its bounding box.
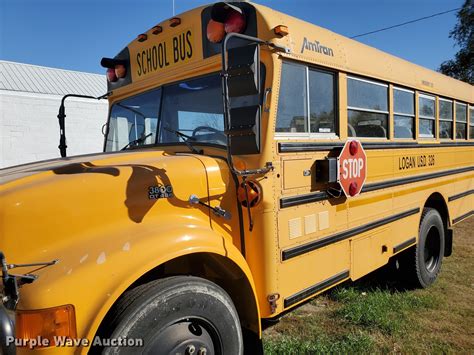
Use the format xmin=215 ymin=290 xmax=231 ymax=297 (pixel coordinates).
xmin=0 ymin=60 xmax=109 ymax=168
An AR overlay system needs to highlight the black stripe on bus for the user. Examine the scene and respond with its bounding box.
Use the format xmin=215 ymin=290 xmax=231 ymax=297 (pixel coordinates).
xmin=393 ymin=237 xmax=416 ymax=254
xmin=280 ymin=166 xmax=474 ymax=209
xmin=362 ymin=166 xmax=474 ymax=193
xmin=448 ymin=189 xmax=474 ymax=202
xmin=278 ymin=141 xmax=474 ymax=153
xmin=280 ymin=191 xmax=329 ymax=208
xmin=452 ymin=210 xmax=474 ymax=224
xmin=282 ymin=208 xmax=420 ymax=261
xmin=284 ymin=270 xmax=349 ymax=308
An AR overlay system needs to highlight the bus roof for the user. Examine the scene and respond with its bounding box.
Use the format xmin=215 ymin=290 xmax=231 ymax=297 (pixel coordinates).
xmin=117 ymin=2 xmax=472 ymax=104
xmin=251 ymin=2 xmax=473 ymax=104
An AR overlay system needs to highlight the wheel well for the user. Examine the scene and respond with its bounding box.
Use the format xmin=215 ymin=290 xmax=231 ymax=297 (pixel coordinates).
xmin=94 ymin=252 xmax=260 ymax=341
xmin=424 ymin=192 xmax=452 ymax=256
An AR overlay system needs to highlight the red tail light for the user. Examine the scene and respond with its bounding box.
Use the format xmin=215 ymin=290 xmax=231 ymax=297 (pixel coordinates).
xmin=106 ymin=68 xmax=117 ymax=82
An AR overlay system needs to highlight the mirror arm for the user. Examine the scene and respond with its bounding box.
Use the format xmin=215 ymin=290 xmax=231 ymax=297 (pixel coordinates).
xmin=221 ymin=33 xmax=286 ymax=177
xmin=57 ymin=92 xmax=110 ymax=158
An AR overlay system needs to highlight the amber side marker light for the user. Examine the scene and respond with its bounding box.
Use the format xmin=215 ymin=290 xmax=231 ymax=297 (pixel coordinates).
xmin=137 ymin=33 xmax=148 ymax=42
xmin=238 ymin=180 xmax=262 ymax=208
xmin=152 ymin=25 xmax=163 ymax=35
xmin=16 ymin=305 xmax=77 ymax=347
xmin=274 ymin=25 xmax=289 ymax=36
xmin=169 ymin=17 xmax=181 ymax=27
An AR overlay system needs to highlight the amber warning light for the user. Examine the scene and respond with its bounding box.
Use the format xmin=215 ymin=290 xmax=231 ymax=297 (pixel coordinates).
xmin=101 ymin=58 xmax=127 ymax=83
xmin=207 ymin=2 xmax=247 ymax=43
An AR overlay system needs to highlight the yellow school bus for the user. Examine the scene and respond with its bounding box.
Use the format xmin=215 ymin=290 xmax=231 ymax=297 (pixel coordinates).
xmin=1 ymin=1 xmax=473 ymax=354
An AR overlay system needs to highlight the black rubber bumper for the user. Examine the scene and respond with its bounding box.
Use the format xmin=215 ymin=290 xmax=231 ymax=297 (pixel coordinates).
xmin=0 ymin=303 xmax=15 ymax=355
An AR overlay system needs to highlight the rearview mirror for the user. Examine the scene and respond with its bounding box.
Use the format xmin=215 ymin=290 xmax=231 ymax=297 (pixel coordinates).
xmin=227 ymin=44 xmax=259 ymax=97
xmin=228 ymin=105 xmax=260 ymax=155
xmin=223 ymin=43 xmax=261 ymax=155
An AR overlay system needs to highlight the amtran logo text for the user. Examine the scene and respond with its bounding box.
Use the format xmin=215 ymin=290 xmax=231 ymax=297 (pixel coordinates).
xmin=301 ymin=38 xmax=334 ymax=57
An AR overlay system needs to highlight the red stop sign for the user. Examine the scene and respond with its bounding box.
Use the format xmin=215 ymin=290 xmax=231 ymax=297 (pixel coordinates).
xmin=338 ymin=140 xmax=367 ymax=197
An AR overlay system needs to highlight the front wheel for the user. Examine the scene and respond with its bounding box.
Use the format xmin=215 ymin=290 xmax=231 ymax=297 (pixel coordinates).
xmin=103 ymin=276 xmax=243 ymax=355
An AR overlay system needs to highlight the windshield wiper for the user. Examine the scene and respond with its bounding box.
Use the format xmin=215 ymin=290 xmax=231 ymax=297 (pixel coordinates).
xmin=121 ymin=132 xmax=153 ymax=151
xmin=163 ymin=127 xmax=203 ymax=155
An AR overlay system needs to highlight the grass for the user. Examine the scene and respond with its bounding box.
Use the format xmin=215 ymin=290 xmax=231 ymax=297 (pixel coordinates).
xmin=331 ymin=286 xmax=437 ymax=335
xmin=263 ymin=218 xmax=474 ymax=353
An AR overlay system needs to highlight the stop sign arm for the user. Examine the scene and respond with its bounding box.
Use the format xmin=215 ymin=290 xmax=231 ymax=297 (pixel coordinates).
xmin=337 ymin=140 xmax=368 ymax=197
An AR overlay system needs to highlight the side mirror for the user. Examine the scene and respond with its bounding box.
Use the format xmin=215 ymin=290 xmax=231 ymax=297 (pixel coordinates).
xmin=227 ymin=44 xmax=259 ymax=97
xmin=228 ymin=105 xmax=260 ymax=155
xmin=224 ymin=43 xmax=261 ymax=155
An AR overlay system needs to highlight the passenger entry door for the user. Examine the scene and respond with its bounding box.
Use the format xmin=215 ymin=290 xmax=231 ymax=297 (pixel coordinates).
xmin=275 ymin=61 xmax=350 ymax=309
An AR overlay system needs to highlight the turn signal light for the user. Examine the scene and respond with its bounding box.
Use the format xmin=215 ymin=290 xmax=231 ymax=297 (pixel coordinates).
xmin=274 ymin=25 xmax=289 ymax=37
xmin=16 ymin=305 xmax=77 ymax=347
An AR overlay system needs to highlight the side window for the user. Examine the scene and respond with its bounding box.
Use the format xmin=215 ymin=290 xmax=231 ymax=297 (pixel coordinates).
xmin=470 ymin=106 xmax=474 ymax=140
xmin=276 ymin=62 xmax=307 ymax=133
xmin=276 ymin=62 xmax=337 ymax=135
xmin=418 ymin=94 xmax=435 ymax=138
xmin=455 ymin=103 xmax=467 ymax=139
xmin=308 ymin=69 xmax=336 ymax=134
xmin=347 ymin=77 xmax=388 ymax=138
xmin=439 ymin=99 xmax=453 ymax=139
xmin=393 ymin=88 xmax=414 ymax=139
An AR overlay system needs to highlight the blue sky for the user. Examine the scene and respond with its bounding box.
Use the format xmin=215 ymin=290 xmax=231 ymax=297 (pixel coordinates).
xmin=0 ymin=0 xmax=462 ymax=74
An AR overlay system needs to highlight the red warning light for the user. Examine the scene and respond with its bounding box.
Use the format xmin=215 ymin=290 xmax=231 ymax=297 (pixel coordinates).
xmin=349 ymin=140 xmax=359 ymax=155
xmin=224 ymin=11 xmax=246 ymax=34
xmin=349 ymin=182 xmax=358 ymax=196
xmin=106 ymin=68 xmax=117 ymax=82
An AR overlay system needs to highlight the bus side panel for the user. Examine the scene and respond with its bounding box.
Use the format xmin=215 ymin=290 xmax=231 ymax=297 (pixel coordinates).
xmin=278 ymin=240 xmax=350 ymax=307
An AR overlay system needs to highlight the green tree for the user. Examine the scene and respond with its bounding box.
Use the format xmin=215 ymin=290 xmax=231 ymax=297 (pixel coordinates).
xmin=438 ymin=0 xmax=473 ymax=84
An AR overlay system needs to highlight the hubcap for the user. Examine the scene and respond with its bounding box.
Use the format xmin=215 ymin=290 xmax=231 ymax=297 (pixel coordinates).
xmin=144 ymin=318 xmax=220 ymax=355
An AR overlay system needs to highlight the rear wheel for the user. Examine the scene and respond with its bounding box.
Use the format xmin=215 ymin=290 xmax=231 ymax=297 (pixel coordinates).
xmin=401 ymin=208 xmax=445 ymax=288
xmin=103 ymin=276 xmax=243 ymax=355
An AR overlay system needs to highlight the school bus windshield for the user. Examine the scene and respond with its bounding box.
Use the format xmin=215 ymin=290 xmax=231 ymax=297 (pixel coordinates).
xmin=105 ymin=73 xmax=225 ymax=152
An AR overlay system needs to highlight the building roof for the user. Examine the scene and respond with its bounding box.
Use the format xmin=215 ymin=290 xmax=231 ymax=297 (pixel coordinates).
xmin=0 ymin=60 xmax=107 ymax=97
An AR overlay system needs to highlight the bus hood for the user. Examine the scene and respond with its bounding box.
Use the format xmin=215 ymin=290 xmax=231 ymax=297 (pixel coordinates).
xmin=0 ymin=150 xmax=212 ymax=267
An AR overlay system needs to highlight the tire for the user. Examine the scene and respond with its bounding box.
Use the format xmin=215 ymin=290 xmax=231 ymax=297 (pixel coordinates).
xmin=403 ymin=208 xmax=445 ymax=288
xmin=102 ymin=276 xmax=243 ymax=355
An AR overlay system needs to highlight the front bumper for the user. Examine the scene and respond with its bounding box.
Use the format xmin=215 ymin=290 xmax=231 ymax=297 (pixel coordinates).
xmin=0 ymin=302 xmax=15 ymax=355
